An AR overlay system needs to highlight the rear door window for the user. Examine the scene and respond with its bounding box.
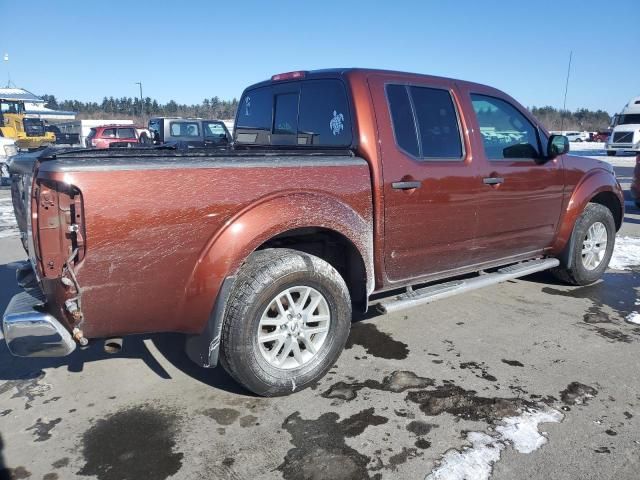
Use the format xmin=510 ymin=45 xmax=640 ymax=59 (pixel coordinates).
xmin=170 ymin=122 xmax=199 ymax=137
xmin=386 ymin=85 xmax=419 ymax=157
xmin=471 ymin=94 xmax=540 ymax=160
xmin=410 ymin=86 xmax=463 ymax=159
xmin=101 ymin=128 xmax=116 ymax=138
xmin=117 ymin=128 xmax=136 ymax=139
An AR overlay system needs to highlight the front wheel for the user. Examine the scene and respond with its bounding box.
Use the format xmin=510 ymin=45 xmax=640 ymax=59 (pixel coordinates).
xmin=552 ymin=203 xmax=615 ymax=285
xmin=220 ymin=248 xmax=351 ymax=396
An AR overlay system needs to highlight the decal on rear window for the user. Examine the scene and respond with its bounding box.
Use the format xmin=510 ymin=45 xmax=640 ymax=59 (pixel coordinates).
xmin=244 ymin=96 xmax=251 ymax=116
xmin=330 ymin=111 xmax=344 ymax=136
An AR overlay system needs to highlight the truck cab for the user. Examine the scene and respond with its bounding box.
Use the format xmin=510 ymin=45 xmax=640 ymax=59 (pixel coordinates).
xmin=0 ymin=100 xmax=55 ymax=149
xmin=607 ymin=96 xmax=640 ymax=156
xmin=148 ymin=117 xmax=231 ymax=147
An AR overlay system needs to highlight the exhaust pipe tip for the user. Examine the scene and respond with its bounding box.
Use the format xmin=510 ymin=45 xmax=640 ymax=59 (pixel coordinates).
xmin=104 ymin=338 xmax=123 ymax=354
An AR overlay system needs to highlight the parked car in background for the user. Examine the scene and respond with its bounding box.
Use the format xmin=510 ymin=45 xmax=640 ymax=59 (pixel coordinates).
xmin=44 ymin=125 xmax=80 ymax=146
xmin=564 ymin=131 xmax=590 ymax=142
xmin=86 ymin=125 xmax=144 ymax=149
xmin=148 ymin=117 xmax=231 ymax=147
xmin=632 ymin=155 xmax=640 ymax=208
xmin=592 ymin=131 xmax=610 ymax=143
xmin=0 ymin=136 xmax=18 ymax=185
xmin=4 ymin=69 xmax=624 ymax=396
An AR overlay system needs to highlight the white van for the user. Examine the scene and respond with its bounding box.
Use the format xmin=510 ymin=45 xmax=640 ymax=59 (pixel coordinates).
xmin=606 ymin=96 xmax=640 ymax=156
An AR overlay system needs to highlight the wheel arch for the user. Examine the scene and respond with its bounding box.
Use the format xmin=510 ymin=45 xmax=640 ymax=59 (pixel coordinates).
xmin=181 ymin=191 xmax=374 ymax=332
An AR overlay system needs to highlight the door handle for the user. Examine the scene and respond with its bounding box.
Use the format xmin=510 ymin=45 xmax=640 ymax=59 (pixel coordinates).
xmin=483 ymin=177 xmax=504 ymax=185
xmin=392 ymin=181 xmax=421 ymax=190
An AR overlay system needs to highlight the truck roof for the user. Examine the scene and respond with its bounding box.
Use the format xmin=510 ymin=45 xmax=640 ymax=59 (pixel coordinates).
xmin=621 ymin=96 xmax=640 ymax=114
xmin=245 ymin=67 xmax=496 ymax=92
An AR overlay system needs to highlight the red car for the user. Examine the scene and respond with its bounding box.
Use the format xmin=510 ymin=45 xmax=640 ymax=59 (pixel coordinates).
xmin=592 ymin=131 xmax=610 ymax=143
xmin=632 ymin=155 xmax=640 ymax=208
xmin=86 ymin=125 xmax=141 ymax=149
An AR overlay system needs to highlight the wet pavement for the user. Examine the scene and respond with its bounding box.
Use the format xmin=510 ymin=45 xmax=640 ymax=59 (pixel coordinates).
xmin=0 ymin=169 xmax=639 ymax=479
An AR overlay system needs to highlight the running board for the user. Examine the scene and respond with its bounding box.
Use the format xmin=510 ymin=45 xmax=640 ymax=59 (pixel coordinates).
xmin=376 ymin=258 xmax=560 ymax=314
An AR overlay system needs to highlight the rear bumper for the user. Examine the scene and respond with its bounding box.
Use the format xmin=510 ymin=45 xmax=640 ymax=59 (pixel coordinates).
xmin=2 ymin=264 xmax=75 ymax=358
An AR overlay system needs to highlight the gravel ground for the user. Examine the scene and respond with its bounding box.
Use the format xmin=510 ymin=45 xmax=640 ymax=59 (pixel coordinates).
xmin=0 ymin=147 xmax=638 ymax=480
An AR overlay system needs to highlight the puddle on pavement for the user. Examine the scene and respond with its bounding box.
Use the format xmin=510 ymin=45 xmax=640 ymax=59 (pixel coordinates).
xmin=321 ymin=371 xmax=434 ymax=401
xmin=345 ymin=322 xmax=409 ymax=360
xmin=458 ymin=361 xmax=497 ymax=382
xmin=202 ymin=407 xmax=241 ymax=426
xmin=542 ymin=270 xmax=640 ymax=342
xmin=542 ymin=270 xmax=639 ymax=322
xmin=26 ymin=417 xmax=62 ymax=442
xmin=78 ymin=406 xmax=183 ymax=480
xmin=278 ymin=408 xmax=388 ymax=480
xmin=0 ymin=370 xmax=50 ymax=409
xmin=559 ymin=382 xmax=598 ymax=405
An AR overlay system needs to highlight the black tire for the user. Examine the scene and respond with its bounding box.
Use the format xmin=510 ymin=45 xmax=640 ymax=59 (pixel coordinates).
xmin=606 ymin=150 xmax=616 ymax=156
xmin=552 ymin=203 xmax=616 ymax=286
xmin=219 ymin=248 xmax=351 ymax=396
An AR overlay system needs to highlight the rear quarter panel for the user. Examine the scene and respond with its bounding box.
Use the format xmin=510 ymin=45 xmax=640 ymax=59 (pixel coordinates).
xmin=37 ymin=156 xmax=372 ymax=338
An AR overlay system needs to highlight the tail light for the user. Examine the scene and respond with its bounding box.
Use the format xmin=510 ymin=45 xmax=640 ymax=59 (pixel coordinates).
xmin=271 ymin=71 xmax=307 ymax=81
xmin=33 ymin=180 xmax=85 ymax=278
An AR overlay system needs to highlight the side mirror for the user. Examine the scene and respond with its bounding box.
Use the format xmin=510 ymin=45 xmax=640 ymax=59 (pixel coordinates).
xmin=547 ymin=134 xmax=569 ymax=160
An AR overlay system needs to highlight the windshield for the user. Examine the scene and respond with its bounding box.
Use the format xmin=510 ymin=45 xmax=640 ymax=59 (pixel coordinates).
xmin=0 ymin=101 xmax=24 ymax=114
xmin=23 ymin=118 xmax=45 ymax=136
xmin=617 ymin=113 xmax=640 ymax=125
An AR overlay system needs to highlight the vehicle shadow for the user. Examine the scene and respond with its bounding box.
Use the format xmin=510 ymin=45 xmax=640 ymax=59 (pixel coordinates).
xmin=0 ymin=262 xmax=251 ymax=396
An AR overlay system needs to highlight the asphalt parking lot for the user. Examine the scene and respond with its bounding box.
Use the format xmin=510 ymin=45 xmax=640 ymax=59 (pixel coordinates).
xmin=0 ymin=153 xmax=639 ymax=480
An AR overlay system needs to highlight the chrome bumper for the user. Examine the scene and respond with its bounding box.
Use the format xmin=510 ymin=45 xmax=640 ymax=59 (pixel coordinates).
xmin=2 ymin=266 xmax=76 ymax=357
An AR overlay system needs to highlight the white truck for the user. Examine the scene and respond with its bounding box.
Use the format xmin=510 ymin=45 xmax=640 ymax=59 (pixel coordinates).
xmin=606 ymin=96 xmax=640 ymax=156
xmin=0 ymin=136 xmax=18 ymax=186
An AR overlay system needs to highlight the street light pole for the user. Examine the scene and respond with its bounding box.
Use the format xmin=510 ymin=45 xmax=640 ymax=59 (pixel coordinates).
xmin=135 ymin=82 xmax=143 ymax=121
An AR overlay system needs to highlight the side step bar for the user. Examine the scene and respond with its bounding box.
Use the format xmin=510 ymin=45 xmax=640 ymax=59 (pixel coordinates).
xmin=376 ymin=258 xmax=560 ymax=314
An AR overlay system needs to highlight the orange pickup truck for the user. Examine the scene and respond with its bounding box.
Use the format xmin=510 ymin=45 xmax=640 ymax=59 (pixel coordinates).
xmin=4 ymin=69 xmax=624 ymax=396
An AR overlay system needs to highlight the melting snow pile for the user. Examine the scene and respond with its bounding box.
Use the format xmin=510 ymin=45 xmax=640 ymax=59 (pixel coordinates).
xmin=626 ymin=312 xmax=640 ymax=325
xmin=609 ymin=236 xmax=640 ymax=271
xmin=426 ymin=409 xmax=563 ymax=480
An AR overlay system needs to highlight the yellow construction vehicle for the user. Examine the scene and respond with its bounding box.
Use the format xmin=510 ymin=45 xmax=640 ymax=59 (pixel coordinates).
xmin=0 ymin=99 xmax=55 ymax=149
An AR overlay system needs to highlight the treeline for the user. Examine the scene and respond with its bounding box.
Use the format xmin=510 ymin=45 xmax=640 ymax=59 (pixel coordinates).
xmin=39 ymin=94 xmax=612 ymax=132
xmin=529 ymin=106 xmax=611 ymax=132
xmin=40 ymin=94 xmax=239 ymax=122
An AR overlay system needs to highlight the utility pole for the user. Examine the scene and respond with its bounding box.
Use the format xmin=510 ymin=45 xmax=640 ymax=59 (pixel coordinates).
xmin=560 ymin=51 xmax=572 ymax=133
xmin=135 ymin=82 xmax=144 ymax=121
xmin=3 ymin=53 xmax=10 ymax=87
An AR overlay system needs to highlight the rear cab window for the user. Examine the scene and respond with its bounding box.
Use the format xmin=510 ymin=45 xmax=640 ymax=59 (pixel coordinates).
xmin=235 ymin=78 xmax=353 ymax=147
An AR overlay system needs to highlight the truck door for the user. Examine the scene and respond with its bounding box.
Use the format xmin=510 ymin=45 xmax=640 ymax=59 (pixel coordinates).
xmin=369 ymin=74 xmax=484 ymax=283
xmin=460 ymin=86 xmax=564 ymax=263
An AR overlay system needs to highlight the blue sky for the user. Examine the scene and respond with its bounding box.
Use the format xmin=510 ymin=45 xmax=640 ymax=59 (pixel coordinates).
xmin=1 ymin=0 xmax=638 ymax=113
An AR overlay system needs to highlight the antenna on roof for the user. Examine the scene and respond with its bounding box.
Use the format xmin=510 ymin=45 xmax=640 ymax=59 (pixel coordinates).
xmin=3 ymin=52 xmax=10 ymax=88
xmin=560 ymin=51 xmax=572 ymax=133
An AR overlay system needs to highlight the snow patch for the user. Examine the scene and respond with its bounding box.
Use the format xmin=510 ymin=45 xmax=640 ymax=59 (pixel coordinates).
xmin=609 ymin=236 xmax=640 ymax=271
xmin=426 ymin=409 xmax=563 ymax=480
xmin=496 ymin=409 xmax=564 ymax=454
xmin=625 ymin=312 xmax=640 ymax=325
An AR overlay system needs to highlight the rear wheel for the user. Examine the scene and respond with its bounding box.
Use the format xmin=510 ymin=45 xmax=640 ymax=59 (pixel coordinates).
xmin=552 ymin=203 xmax=615 ymax=285
xmin=220 ymin=248 xmax=351 ymax=396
